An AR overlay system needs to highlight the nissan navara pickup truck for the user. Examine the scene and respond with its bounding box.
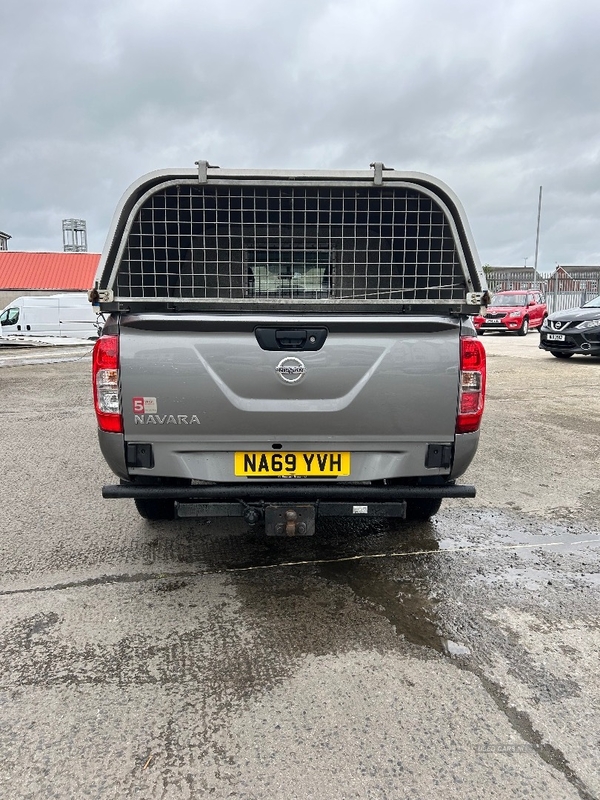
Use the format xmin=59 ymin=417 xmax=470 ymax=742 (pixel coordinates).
xmin=90 ymin=162 xmax=488 ymax=535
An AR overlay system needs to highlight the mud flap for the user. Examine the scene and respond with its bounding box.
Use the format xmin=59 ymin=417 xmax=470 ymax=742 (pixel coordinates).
xmin=265 ymin=505 xmax=316 ymax=537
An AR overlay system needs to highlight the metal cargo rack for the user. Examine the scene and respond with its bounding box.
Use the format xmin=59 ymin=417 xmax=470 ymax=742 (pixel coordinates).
xmin=92 ymin=162 xmax=487 ymax=315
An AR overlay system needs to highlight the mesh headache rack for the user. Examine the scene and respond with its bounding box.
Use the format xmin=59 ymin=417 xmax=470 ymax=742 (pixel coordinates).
xmin=94 ymin=163 xmax=486 ymax=313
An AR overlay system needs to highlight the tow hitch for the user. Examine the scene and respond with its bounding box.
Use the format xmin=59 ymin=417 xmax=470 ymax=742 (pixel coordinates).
xmin=107 ymin=482 xmax=474 ymax=533
xmin=265 ymin=505 xmax=316 ymax=537
xmin=173 ymin=500 xmax=409 ymax=534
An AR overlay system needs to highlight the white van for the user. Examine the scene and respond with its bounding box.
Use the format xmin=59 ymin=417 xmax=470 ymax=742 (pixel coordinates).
xmin=0 ymin=293 xmax=101 ymax=338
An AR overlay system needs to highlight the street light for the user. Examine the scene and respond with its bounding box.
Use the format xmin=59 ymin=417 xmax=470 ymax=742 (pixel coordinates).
xmin=533 ymin=186 xmax=543 ymax=289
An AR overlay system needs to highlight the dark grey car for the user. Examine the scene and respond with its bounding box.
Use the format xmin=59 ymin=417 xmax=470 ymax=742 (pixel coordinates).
xmin=540 ymin=295 xmax=600 ymax=358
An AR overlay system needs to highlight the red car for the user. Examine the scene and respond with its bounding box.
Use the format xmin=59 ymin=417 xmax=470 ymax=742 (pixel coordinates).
xmin=474 ymin=290 xmax=547 ymax=336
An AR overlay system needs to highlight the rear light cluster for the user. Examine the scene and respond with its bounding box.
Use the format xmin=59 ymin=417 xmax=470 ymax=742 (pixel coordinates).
xmin=456 ymin=336 xmax=486 ymax=434
xmin=92 ymin=335 xmax=123 ymax=433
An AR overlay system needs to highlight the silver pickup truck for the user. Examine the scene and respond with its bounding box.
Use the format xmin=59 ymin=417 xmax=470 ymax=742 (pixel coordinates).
xmin=91 ymin=162 xmax=487 ymax=534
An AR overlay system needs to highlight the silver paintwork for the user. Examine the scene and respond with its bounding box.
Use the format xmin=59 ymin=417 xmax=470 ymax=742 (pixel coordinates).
xmin=98 ymin=430 xmax=128 ymax=480
xmin=449 ymin=431 xmax=480 ymax=479
xmin=108 ymin=315 xmax=477 ymax=483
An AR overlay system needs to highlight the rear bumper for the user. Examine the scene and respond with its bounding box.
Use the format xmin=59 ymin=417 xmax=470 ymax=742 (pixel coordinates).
xmin=99 ymin=430 xmax=481 ymax=485
xmin=103 ymin=481 xmax=475 ymax=501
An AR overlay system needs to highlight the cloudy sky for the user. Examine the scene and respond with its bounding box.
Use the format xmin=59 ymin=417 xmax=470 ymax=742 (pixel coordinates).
xmin=1 ymin=0 xmax=599 ymax=273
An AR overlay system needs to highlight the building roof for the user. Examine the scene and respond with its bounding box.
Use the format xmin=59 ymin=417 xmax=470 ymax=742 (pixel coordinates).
xmin=487 ymin=264 xmax=533 ymax=272
xmin=554 ymin=265 xmax=600 ymax=274
xmin=0 ymin=251 xmax=100 ymax=290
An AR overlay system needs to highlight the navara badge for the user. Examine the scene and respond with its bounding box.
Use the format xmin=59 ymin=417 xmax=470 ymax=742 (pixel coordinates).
xmin=276 ymin=357 xmax=306 ymax=383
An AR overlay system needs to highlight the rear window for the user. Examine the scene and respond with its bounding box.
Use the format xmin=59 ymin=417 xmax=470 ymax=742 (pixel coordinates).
xmin=248 ymin=249 xmax=329 ymax=298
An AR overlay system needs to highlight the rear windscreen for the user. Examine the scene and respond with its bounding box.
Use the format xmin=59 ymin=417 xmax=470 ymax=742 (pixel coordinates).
xmin=249 ymin=249 xmax=329 ymax=297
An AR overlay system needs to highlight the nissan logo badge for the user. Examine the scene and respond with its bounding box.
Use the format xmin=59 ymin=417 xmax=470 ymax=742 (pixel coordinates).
xmin=276 ymin=357 xmax=306 ymax=383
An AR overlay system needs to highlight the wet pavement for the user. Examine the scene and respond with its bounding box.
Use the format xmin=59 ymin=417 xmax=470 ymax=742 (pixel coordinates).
xmin=0 ymin=340 xmax=93 ymax=367
xmin=0 ymin=352 xmax=599 ymax=799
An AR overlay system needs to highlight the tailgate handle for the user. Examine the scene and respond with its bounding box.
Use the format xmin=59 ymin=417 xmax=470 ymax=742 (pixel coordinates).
xmin=275 ymin=329 xmax=307 ymax=349
xmin=255 ymin=327 xmax=328 ymax=351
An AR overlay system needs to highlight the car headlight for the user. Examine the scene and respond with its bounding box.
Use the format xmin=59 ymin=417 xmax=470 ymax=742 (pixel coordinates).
xmin=507 ymin=311 xmax=522 ymax=318
xmin=575 ymin=319 xmax=600 ymax=330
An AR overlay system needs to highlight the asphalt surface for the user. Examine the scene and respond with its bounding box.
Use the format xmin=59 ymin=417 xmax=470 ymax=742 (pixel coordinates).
xmin=0 ymin=333 xmax=599 ymax=799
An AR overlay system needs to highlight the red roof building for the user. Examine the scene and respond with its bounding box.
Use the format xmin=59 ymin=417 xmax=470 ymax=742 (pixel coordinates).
xmin=0 ymin=252 xmax=100 ymax=291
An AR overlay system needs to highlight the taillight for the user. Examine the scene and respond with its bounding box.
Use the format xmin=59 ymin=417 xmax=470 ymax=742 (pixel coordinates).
xmin=456 ymin=336 xmax=486 ymax=434
xmin=92 ymin=335 xmax=123 ymax=433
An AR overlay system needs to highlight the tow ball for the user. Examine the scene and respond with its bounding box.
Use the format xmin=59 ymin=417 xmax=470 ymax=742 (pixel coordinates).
xmin=265 ymin=505 xmax=316 ymax=537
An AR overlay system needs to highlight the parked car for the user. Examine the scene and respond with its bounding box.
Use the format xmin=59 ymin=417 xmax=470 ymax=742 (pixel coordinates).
xmin=473 ymin=290 xmax=547 ymax=336
xmin=539 ymin=295 xmax=600 ymax=358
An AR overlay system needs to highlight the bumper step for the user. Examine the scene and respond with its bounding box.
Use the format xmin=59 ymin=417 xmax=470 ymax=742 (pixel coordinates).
xmin=103 ymin=482 xmax=476 ymax=501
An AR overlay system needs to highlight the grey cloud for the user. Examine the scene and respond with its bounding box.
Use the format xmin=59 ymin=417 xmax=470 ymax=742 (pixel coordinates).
xmin=1 ymin=0 xmax=599 ymax=271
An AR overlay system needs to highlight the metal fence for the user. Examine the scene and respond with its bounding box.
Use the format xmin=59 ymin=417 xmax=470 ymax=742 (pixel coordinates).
xmin=545 ymin=288 xmax=595 ymax=314
xmin=487 ymin=270 xmax=600 ymax=315
xmin=485 ymin=270 xmax=539 ymax=292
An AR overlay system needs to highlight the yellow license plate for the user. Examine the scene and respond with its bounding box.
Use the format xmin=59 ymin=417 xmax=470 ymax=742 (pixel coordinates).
xmin=234 ymin=451 xmax=351 ymax=477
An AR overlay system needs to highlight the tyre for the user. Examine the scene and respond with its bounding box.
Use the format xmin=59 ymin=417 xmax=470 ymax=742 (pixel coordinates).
xmin=517 ymin=317 xmax=529 ymax=336
xmin=550 ymin=351 xmax=574 ymax=359
xmin=134 ymin=498 xmax=175 ymax=520
xmin=405 ymin=498 xmax=443 ymax=521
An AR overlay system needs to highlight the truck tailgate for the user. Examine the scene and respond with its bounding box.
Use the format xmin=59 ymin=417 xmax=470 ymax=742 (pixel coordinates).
xmin=119 ymin=314 xmax=461 ymax=481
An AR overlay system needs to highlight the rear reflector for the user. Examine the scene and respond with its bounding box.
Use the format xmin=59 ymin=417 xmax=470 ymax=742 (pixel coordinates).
xmin=92 ymin=335 xmax=123 ymax=433
xmin=456 ymin=336 xmax=486 ymax=434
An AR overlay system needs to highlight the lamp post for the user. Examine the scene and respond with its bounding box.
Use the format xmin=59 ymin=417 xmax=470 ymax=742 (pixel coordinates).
xmin=533 ymin=186 xmax=542 ymax=289
xmin=522 ymin=257 xmax=530 ymax=290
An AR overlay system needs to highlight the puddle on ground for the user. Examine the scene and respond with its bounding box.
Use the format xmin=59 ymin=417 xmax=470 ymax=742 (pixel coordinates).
xmin=319 ymin=559 xmax=446 ymax=653
xmin=214 ymin=506 xmax=600 ymax=671
xmin=435 ymin=508 xmax=600 ymax=551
